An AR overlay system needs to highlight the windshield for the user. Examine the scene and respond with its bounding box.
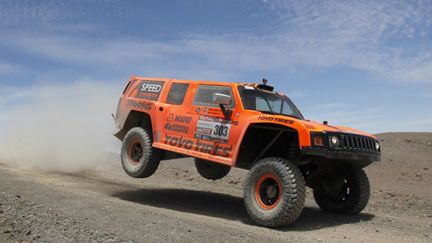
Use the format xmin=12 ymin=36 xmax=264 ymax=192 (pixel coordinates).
xmin=238 ymin=86 xmax=304 ymax=119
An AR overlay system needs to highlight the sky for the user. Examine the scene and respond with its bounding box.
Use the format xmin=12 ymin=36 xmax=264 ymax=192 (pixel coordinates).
xmin=0 ymin=0 xmax=431 ymax=133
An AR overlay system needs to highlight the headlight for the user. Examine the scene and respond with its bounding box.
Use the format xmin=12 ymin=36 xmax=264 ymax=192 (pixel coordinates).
xmin=330 ymin=136 xmax=340 ymax=147
xmin=375 ymin=141 xmax=380 ymax=150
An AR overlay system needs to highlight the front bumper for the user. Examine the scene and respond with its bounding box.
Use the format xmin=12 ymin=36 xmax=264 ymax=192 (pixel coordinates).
xmin=307 ymin=131 xmax=381 ymax=162
xmin=301 ymin=147 xmax=381 ymax=162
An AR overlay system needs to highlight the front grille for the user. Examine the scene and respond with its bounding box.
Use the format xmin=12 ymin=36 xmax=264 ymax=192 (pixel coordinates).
xmin=338 ymin=134 xmax=379 ymax=152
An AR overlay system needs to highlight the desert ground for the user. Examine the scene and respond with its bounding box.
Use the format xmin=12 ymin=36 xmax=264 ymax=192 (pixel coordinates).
xmin=1 ymin=132 xmax=431 ymax=242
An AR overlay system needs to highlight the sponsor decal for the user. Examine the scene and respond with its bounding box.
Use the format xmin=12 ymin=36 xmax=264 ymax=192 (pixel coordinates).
xmin=134 ymin=80 xmax=164 ymax=101
xmin=258 ymin=116 xmax=294 ymax=125
xmin=165 ymin=134 xmax=194 ymax=150
xmin=141 ymin=83 xmax=162 ymax=93
xmin=206 ymin=107 xmax=222 ymax=116
xmin=304 ymin=124 xmax=316 ymax=129
xmin=164 ymin=123 xmax=189 ymax=134
xmin=195 ymin=127 xmax=212 ymax=135
xmin=167 ymin=113 xmax=192 ymax=124
xmin=165 ymin=113 xmax=192 ymax=134
xmin=194 ymin=116 xmax=232 ymax=143
xmin=164 ymin=134 xmax=232 ymax=158
xmin=174 ymin=115 xmax=192 ymax=124
xmin=195 ymin=140 xmax=232 ymax=158
xmin=127 ymin=100 xmax=152 ymax=110
xmin=167 ymin=113 xmax=175 ymax=122
xmin=258 ymin=116 xmax=273 ymax=122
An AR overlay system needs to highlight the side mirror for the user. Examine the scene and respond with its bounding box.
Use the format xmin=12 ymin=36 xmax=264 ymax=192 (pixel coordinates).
xmin=212 ymin=93 xmax=231 ymax=106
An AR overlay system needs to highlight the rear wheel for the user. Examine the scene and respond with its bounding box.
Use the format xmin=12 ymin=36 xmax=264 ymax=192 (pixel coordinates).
xmin=194 ymin=158 xmax=231 ymax=180
xmin=243 ymin=157 xmax=305 ymax=227
xmin=313 ymin=169 xmax=370 ymax=214
xmin=121 ymin=127 xmax=162 ymax=178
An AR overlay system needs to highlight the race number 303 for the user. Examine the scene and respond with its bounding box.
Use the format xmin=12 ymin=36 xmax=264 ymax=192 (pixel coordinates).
xmin=213 ymin=124 xmax=229 ymax=137
xmin=195 ymin=116 xmax=231 ymax=143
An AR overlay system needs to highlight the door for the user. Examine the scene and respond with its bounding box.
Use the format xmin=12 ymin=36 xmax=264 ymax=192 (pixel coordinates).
xmin=156 ymin=82 xmax=241 ymax=165
xmin=189 ymin=84 xmax=240 ymax=162
xmin=158 ymin=82 xmax=193 ymax=145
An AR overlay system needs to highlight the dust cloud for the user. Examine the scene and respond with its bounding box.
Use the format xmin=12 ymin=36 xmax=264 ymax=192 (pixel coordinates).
xmin=0 ymin=81 xmax=123 ymax=172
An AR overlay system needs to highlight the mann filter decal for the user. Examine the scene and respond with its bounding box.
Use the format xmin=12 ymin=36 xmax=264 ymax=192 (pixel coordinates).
xmin=134 ymin=80 xmax=165 ymax=101
xmin=194 ymin=116 xmax=232 ymax=143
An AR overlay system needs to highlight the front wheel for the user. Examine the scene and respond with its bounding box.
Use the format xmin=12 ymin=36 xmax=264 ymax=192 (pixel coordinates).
xmin=243 ymin=157 xmax=305 ymax=227
xmin=313 ymin=169 xmax=370 ymax=214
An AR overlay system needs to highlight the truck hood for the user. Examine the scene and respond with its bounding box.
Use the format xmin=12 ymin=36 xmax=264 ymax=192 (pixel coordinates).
xmin=298 ymin=119 xmax=377 ymax=139
xmin=250 ymin=111 xmax=376 ymax=139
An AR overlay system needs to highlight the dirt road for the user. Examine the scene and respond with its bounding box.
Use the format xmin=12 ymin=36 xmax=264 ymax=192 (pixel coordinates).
xmin=1 ymin=133 xmax=431 ymax=242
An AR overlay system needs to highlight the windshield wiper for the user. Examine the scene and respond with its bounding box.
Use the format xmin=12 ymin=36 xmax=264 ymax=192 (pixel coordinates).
xmin=257 ymin=110 xmax=278 ymax=115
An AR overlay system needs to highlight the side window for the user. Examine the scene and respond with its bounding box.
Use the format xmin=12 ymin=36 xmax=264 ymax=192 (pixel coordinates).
xmin=282 ymin=100 xmax=295 ymax=116
xmin=122 ymin=80 xmax=133 ymax=95
xmin=256 ymin=97 xmax=268 ymax=110
xmin=193 ymin=85 xmax=234 ymax=108
xmin=166 ymin=83 xmax=189 ymax=105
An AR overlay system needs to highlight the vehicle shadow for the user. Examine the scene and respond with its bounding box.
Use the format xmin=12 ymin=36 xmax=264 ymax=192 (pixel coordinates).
xmin=112 ymin=188 xmax=374 ymax=231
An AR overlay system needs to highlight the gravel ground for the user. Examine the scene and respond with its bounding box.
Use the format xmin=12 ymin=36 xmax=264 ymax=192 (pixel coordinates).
xmin=0 ymin=191 xmax=122 ymax=243
xmin=0 ymin=132 xmax=431 ymax=242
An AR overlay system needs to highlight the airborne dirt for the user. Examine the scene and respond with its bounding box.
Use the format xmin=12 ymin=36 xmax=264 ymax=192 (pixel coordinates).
xmin=0 ymin=132 xmax=431 ymax=242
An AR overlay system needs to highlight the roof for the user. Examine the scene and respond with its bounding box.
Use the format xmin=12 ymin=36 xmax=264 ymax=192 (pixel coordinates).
xmin=130 ymin=76 xmax=274 ymax=90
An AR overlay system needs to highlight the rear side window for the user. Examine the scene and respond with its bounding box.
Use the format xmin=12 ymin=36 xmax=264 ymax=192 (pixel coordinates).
xmin=122 ymin=80 xmax=134 ymax=95
xmin=193 ymin=85 xmax=234 ymax=108
xmin=166 ymin=83 xmax=189 ymax=105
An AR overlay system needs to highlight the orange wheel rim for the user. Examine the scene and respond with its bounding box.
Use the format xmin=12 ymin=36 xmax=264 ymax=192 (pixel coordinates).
xmin=255 ymin=173 xmax=282 ymax=210
xmin=127 ymin=139 xmax=142 ymax=165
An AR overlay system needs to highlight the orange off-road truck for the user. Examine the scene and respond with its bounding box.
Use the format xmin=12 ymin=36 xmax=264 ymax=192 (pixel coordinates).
xmin=113 ymin=77 xmax=381 ymax=227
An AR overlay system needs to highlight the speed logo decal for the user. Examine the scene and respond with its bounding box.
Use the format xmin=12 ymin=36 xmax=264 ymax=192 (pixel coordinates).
xmin=134 ymin=80 xmax=165 ymax=101
xmin=194 ymin=116 xmax=232 ymax=143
